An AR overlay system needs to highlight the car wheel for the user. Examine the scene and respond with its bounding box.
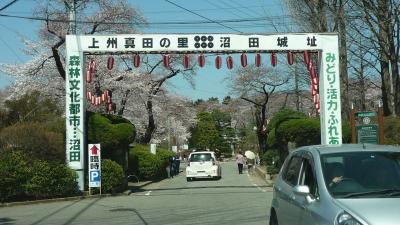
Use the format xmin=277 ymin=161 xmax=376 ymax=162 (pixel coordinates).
xmin=269 ymin=211 xmax=278 ymax=225
xmin=187 ymin=177 xmax=192 ymax=182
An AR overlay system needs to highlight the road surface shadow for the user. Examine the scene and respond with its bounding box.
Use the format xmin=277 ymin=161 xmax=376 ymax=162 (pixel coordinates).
xmin=0 ymin=217 xmax=15 ymax=225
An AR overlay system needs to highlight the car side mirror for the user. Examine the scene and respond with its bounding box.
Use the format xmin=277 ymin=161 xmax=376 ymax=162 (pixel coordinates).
xmin=294 ymin=185 xmax=310 ymax=195
xmin=294 ymin=185 xmax=316 ymax=204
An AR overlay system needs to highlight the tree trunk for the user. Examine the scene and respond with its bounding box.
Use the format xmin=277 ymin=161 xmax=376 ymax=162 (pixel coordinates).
xmin=337 ymin=1 xmax=350 ymax=120
xmin=388 ymin=23 xmax=400 ymax=116
xmin=141 ymin=99 xmax=156 ymax=144
xmin=117 ymin=90 xmax=130 ymax=116
xmin=257 ymin=131 xmax=267 ymax=153
xmin=378 ymin=12 xmax=393 ymax=116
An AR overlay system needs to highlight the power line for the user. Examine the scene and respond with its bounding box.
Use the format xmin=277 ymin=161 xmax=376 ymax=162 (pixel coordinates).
xmin=0 ymin=13 xmax=277 ymax=25
xmin=0 ymin=0 xmax=19 ymax=12
xmin=164 ymin=0 xmax=242 ymax=33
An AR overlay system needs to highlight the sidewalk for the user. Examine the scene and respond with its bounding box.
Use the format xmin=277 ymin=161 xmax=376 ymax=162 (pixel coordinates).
xmin=252 ymin=165 xmax=276 ymax=186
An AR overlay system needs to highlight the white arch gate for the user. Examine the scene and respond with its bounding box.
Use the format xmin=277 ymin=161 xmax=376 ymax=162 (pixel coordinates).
xmin=66 ymin=33 xmax=342 ymax=190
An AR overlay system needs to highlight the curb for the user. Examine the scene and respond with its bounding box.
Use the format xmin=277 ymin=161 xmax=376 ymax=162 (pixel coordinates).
xmin=0 ymin=192 xmax=128 ymax=208
xmin=254 ymin=165 xmax=276 ymax=186
xmin=0 ymin=180 xmax=160 ymax=208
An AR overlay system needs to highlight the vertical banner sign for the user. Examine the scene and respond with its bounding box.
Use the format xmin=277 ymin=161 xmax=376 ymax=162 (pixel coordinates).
xmin=320 ymin=35 xmax=342 ymax=145
xmin=88 ymin=144 xmax=101 ymax=188
xmin=66 ymin=44 xmax=85 ymax=191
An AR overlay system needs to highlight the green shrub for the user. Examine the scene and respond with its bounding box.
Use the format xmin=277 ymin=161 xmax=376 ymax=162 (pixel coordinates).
xmin=0 ymin=151 xmax=30 ymax=202
xmin=25 ymin=161 xmax=78 ymax=199
xmin=384 ymin=116 xmax=400 ymax=145
xmin=87 ymin=112 xmax=136 ymax=171
xmin=0 ymin=122 xmax=65 ymax=162
xmin=261 ymin=150 xmax=280 ymax=175
xmin=277 ymin=118 xmax=321 ymax=147
xmin=101 ymin=159 xmax=126 ymax=194
xmin=267 ymin=128 xmax=277 ymax=149
xmin=261 ymin=150 xmax=279 ymax=165
xmin=268 ymin=108 xmax=306 ymax=131
xmin=156 ymin=147 xmax=176 ymax=167
xmin=129 ymin=145 xmax=175 ymax=180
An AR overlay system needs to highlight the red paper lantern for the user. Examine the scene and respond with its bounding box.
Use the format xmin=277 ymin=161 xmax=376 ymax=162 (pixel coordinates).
xmin=86 ymin=91 xmax=92 ymax=100
xmin=287 ymin=51 xmax=294 ymax=65
xmin=163 ymin=54 xmax=170 ymax=68
xmin=215 ymin=55 xmax=222 ymax=69
xmin=91 ymin=96 xmax=95 ymax=105
xmin=134 ymin=54 xmax=140 ymax=68
xmin=304 ymin=51 xmax=310 ymax=65
xmin=107 ymin=56 xmax=114 ymax=70
xmin=240 ymin=53 xmax=247 ymax=67
xmin=312 ymin=85 xmax=317 ymax=96
xmin=183 ymin=54 xmax=190 ymax=69
xmin=89 ymin=60 xmax=95 ymax=81
xmin=307 ymin=61 xmax=314 ymax=71
xmin=226 ymin=56 xmax=233 ymax=69
xmin=316 ymin=101 xmax=320 ymax=110
xmin=271 ymin=52 xmax=277 ymax=67
xmin=198 ymin=54 xmax=205 ymax=67
xmin=108 ymin=103 xmax=113 ymax=112
xmin=255 ymin=53 xmax=262 ymax=67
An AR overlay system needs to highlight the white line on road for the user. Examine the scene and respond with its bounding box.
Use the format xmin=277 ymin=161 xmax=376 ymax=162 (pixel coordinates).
xmin=145 ymin=191 xmax=152 ymax=196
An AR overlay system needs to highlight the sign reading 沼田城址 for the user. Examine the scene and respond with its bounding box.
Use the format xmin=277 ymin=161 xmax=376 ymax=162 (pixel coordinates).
xmin=66 ymin=53 xmax=85 ymax=190
xmin=88 ymin=144 xmax=101 ymax=188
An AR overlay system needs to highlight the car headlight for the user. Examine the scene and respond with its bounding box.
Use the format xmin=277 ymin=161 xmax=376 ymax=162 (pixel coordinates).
xmin=337 ymin=212 xmax=363 ymax=225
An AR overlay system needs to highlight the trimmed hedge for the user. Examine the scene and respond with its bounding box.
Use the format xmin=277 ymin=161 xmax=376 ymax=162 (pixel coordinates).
xmin=0 ymin=151 xmax=79 ymax=202
xmin=128 ymin=145 xmax=176 ymax=180
xmin=87 ymin=112 xmax=136 ymax=171
xmin=101 ymin=159 xmax=126 ymax=194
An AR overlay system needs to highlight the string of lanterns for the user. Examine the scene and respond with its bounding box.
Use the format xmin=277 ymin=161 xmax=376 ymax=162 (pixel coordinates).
xmin=85 ymin=51 xmax=320 ymax=114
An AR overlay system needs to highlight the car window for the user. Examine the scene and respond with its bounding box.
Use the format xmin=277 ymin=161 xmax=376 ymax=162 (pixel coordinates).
xmin=190 ymin=153 xmax=213 ymax=162
xmin=321 ymin=151 xmax=400 ymax=198
xmin=300 ymin=158 xmax=318 ymax=198
xmin=283 ymin=155 xmax=302 ymax=186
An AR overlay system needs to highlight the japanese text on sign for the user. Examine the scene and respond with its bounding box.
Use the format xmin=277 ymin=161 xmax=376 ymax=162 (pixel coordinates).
xmin=67 ymin=56 xmax=82 ymax=162
xmin=325 ymin=52 xmax=340 ymax=144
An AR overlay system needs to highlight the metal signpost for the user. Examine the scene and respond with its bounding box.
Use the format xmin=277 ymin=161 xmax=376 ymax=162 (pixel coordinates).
xmin=66 ymin=33 xmax=342 ymax=190
xmin=88 ymin=144 xmax=101 ymax=195
xmin=351 ymin=108 xmax=384 ymax=144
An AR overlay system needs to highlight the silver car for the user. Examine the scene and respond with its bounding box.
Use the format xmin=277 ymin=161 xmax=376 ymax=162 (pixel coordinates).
xmin=269 ymin=144 xmax=400 ymax=225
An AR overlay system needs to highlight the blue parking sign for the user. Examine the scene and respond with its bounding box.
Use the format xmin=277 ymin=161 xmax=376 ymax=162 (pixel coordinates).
xmin=89 ymin=170 xmax=101 ymax=187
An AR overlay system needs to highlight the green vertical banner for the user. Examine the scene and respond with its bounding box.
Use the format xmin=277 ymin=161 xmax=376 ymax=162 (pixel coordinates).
xmin=66 ymin=35 xmax=85 ymax=191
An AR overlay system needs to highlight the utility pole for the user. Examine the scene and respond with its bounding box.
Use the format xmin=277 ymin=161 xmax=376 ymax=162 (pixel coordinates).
xmin=67 ymin=0 xmax=77 ymax=34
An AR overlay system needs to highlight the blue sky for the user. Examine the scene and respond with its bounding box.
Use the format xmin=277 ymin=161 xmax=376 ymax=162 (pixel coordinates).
xmin=0 ymin=0 xmax=289 ymax=101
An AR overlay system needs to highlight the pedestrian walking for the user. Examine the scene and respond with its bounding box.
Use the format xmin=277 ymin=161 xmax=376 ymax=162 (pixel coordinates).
xmin=236 ymin=151 xmax=246 ymax=174
xmin=169 ymin=156 xmax=175 ymax=178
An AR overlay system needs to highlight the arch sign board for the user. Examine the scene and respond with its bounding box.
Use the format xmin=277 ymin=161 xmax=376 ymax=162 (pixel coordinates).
xmin=66 ymin=33 xmax=342 ymax=190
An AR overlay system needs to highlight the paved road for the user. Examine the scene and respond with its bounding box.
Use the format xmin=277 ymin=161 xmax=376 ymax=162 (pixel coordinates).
xmin=0 ymin=161 xmax=273 ymax=225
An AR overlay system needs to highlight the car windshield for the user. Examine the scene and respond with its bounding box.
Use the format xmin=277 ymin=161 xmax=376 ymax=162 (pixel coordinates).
xmin=190 ymin=153 xmax=213 ymax=162
xmin=321 ymin=151 xmax=400 ymax=198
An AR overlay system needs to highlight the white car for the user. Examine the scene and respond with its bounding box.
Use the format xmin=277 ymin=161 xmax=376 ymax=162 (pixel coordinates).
xmin=186 ymin=151 xmax=221 ymax=181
